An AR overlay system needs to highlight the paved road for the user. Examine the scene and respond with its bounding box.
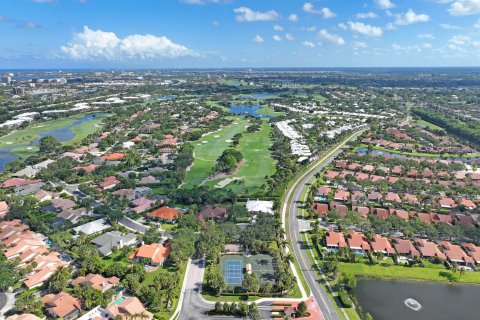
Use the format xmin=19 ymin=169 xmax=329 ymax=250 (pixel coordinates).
xmin=285 ymin=130 xmax=365 ymax=320
xmin=176 ymin=258 xmax=272 ymax=320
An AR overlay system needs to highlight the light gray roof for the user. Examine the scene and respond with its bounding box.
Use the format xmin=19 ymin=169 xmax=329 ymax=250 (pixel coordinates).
xmin=91 ymin=231 xmax=137 ymax=256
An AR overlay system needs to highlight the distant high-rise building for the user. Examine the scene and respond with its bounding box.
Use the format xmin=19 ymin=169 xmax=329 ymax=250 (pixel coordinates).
xmin=12 ymin=87 xmax=25 ymax=95
xmin=1 ymin=76 xmax=12 ymax=84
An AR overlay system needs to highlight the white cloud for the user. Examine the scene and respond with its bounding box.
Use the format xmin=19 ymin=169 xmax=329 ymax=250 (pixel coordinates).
xmin=273 ymin=34 xmax=282 ymax=42
xmin=273 ymin=24 xmax=284 ymax=31
xmin=61 ymin=26 xmax=197 ymax=60
xmin=475 ymin=19 xmax=480 ymax=28
xmin=392 ymin=43 xmax=432 ymax=53
xmin=449 ymin=34 xmax=471 ymax=45
xmin=317 ymin=29 xmax=345 ymax=45
xmin=234 ymin=7 xmax=279 ymax=22
xmin=353 ymin=41 xmax=368 ymax=49
xmin=448 ymin=0 xmax=480 ymax=16
xmin=418 ymin=33 xmax=435 ymax=39
xmin=285 ymin=33 xmax=295 ymax=41
xmin=439 ymin=23 xmax=461 ymax=29
xmin=302 ymin=41 xmax=315 ymax=48
xmin=253 ymin=34 xmax=264 ymax=43
xmin=395 ymin=9 xmax=430 ymax=26
xmin=348 ymin=21 xmax=383 ymax=37
xmin=375 ymin=0 xmax=395 ymax=9
xmin=338 ymin=23 xmax=347 ymax=30
xmin=356 ymin=12 xmax=378 ymax=19
xmin=288 ymin=14 xmax=299 ymax=22
xmin=302 ymin=3 xmax=336 ymax=18
xmin=17 ymin=22 xmax=42 ymax=29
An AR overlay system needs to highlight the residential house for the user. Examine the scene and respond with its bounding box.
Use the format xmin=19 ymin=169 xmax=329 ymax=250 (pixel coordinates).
xmin=100 ymin=153 xmax=125 ymax=161
xmin=462 ymin=243 xmax=480 ymax=264
xmin=333 ymin=190 xmax=350 ymax=202
xmin=352 ymin=206 xmax=369 ymax=219
xmin=389 ymin=209 xmax=409 ymax=221
xmin=415 ymin=239 xmax=446 ymax=261
xmin=106 ymin=296 xmax=153 ymax=320
xmin=430 ymin=212 xmax=453 ymax=225
xmin=315 ymin=186 xmax=331 ymax=198
xmin=0 ymin=201 xmax=8 ymax=218
xmin=347 ymin=230 xmax=371 ymax=255
xmin=134 ymin=187 xmax=151 ymax=198
xmin=98 ymin=176 xmax=120 ymax=191
xmin=34 ymin=190 xmax=54 ymax=202
xmin=412 ymin=212 xmax=432 ymax=224
xmin=53 ymin=207 xmax=87 ymax=227
xmin=392 ymin=238 xmax=420 ymax=259
xmin=24 ymin=252 xmax=69 ymax=288
xmin=370 ymin=234 xmax=395 ymax=255
xmin=246 ymin=200 xmax=274 ymax=214
xmin=146 ymin=206 xmax=183 ymax=223
xmin=368 ymin=191 xmax=383 ymax=203
xmin=313 ymin=203 xmax=329 ymax=216
xmin=325 ymin=230 xmax=347 ymax=252
xmin=129 ymin=243 xmax=171 ymax=266
xmin=459 ymin=198 xmax=477 ymax=210
xmin=137 ymin=175 xmax=161 ymax=185
xmin=6 ymin=314 xmax=42 ymax=320
xmin=73 ymin=218 xmax=110 ymax=235
xmin=51 ymin=198 xmax=76 ymax=212
xmin=329 ymin=202 xmax=348 ymax=217
xmin=42 ymin=292 xmax=82 ymax=320
xmin=91 ymin=231 xmax=137 ymax=256
xmin=438 ymin=241 xmax=475 ymax=266
xmin=113 ymin=189 xmax=136 ymax=201
xmin=372 ymin=208 xmax=389 ymax=220
xmin=131 ymin=197 xmax=157 ymax=214
xmin=73 ymin=273 xmax=119 ymax=292
xmin=385 ymin=192 xmax=401 ymax=203
xmin=197 ymin=205 xmax=228 ymax=222
xmin=0 ymin=178 xmax=41 ymax=189
xmin=439 ymin=197 xmax=457 ymax=209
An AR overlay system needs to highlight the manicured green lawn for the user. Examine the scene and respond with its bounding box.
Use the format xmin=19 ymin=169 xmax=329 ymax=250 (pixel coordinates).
xmin=416 ymin=119 xmax=444 ymax=131
xmin=66 ymin=113 xmax=108 ymax=145
xmin=257 ymin=105 xmax=285 ymax=117
xmin=338 ymin=262 xmax=480 ymax=284
xmin=203 ymin=120 xmax=276 ymax=195
xmin=183 ymin=117 xmax=250 ymax=188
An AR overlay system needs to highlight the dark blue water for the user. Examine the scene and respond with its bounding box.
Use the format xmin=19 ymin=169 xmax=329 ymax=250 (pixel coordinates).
xmin=229 ymin=104 xmax=265 ymax=117
xmin=355 ymin=279 xmax=480 ymax=320
xmin=0 ymin=146 xmax=20 ymax=171
xmin=242 ymin=92 xmax=278 ymax=99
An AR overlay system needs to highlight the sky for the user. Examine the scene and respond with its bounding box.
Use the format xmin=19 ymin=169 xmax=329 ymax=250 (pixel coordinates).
xmin=1 ymin=0 xmax=480 ymax=68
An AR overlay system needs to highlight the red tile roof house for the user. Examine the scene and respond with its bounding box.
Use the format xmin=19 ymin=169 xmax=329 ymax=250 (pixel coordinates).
xmin=72 ymin=273 xmax=119 ymax=293
xmin=389 ymin=209 xmax=409 ymax=221
xmin=459 ymin=198 xmax=477 ymax=210
xmin=392 ymin=166 xmax=403 ymax=175
xmin=370 ymin=234 xmax=395 ymax=256
xmin=392 ymin=238 xmax=420 ymax=260
xmin=329 ymin=202 xmax=348 ymax=217
xmin=112 ymin=188 xmax=136 ymax=201
xmin=130 ymin=197 xmax=157 ymax=214
xmin=100 ymin=152 xmax=125 ymax=161
xmin=98 ymin=176 xmax=120 ymax=191
xmin=129 ymin=243 xmax=171 ymax=266
xmin=352 ymin=206 xmax=370 ymax=219
xmin=411 ymin=212 xmax=432 ymax=224
xmin=333 ymin=190 xmax=350 ymax=202
xmin=0 ymin=201 xmax=8 ymax=218
xmin=438 ymin=241 xmax=475 ymax=266
xmin=0 ymin=178 xmax=41 ymax=189
xmin=403 ymin=193 xmax=420 ymax=204
xmin=42 ymin=292 xmax=82 ymax=320
xmin=347 ymin=230 xmax=371 ymax=256
xmin=6 ymin=314 xmax=42 ymax=320
xmin=439 ymin=197 xmax=457 ymax=209
xmin=385 ymin=192 xmax=402 ymax=204
xmin=368 ymin=191 xmax=383 ymax=203
xmin=316 ymin=186 xmax=331 ymax=198
xmin=355 ymin=172 xmax=369 ymax=181
xmin=325 ymin=230 xmax=347 ymax=252
xmin=415 ymin=239 xmax=446 ymax=261
xmin=106 ymin=296 xmax=153 ymax=320
xmin=430 ymin=212 xmax=453 ymax=225
xmin=372 ymin=208 xmax=389 ymax=220
xmin=351 ymin=191 xmax=366 ymax=205
xmin=454 ymin=214 xmax=475 ymax=227
xmin=324 ymin=171 xmax=339 ymax=181
xmin=313 ymin=203 xmax=329 ymax=217
xmin=369 ymin=175 xmax=385 ymax=183
xmin=146 ymin=206 xmax=183 ymax=223
xmin=197 ymin=205 xmax=228 ymax=222
xmin=462 ymin=243 xmax=480 ymax=264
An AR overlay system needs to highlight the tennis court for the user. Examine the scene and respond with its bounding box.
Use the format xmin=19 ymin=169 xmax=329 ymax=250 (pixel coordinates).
xmin=224 ymin=259 xmax=243 ymax=285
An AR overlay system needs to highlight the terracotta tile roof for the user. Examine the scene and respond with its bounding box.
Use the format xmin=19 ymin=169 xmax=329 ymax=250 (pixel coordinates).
xmin=352 ymin=206 xmax=369 ymax=218
xmin=325 ymin=230 xmax=347 ymax=248
xmin=100 ymin=153 xmax=125 ymax=161
xmin=0 ymin=178 xmax=41 ymax=188
xmin=106 ymin=296 xmax=153 ymax=320
xmin=6 ymin=314 xmax=42 ymax=320
xmin=146 ymin=206 xmax=182 ymax=221
xmin=73 ymin=273 xmax=119 ymax=292
xmin=430 ymin=212 xmax=452 ymax=225
xmin=347 ymin=231 xmax=371 ymax=251
xmin=314 ymin=203 xmax=329 ymax=216
xmin=371 ymin=234 xmax=395 ymax=254
xmin=333 ymin=190 xmax=350 ymax=201
xmin=42 ymin=292 xmax=81 ymax=318
xmin=415 ymin=239 xmax=446 ymax=260
xmin=316 ymin=186 xmax=331 ymax=196
xmin=463 ymin=243 xmax=480 ymax=264
xmin=129 ymin=243 xmax=170 ymax=265
xmin=439 ymin=241 xmax=474 ymax=264
xmin=412 ymin=212 xmax=432 ymax=224
xmin=392 ymin=238 xmax=420 ymax=257
xmin=99 ymin=176 xmax=120 ymax=189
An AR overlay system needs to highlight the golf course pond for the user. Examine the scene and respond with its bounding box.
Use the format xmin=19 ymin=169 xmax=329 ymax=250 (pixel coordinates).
xmin=0 ymin=112 xmax=106 ymax=171
xmin=354 ymin=279 xmax=480 ymax=320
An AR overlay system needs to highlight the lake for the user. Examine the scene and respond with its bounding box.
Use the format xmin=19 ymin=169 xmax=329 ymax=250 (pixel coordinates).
xmin=354 ymin=279 xmax=480 ymax=320
xmin=0 ymin=112 xmax=103 ymax=171
xmin=229 ymin=104 xmax=263 ymax=117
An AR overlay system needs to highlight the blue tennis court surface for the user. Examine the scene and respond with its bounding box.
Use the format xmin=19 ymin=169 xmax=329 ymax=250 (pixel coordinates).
xmin=224 ymin=260 xmax=243 ymax=284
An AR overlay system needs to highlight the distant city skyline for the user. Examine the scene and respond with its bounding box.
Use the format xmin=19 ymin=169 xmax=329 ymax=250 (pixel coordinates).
xmin=1 ymin=0 xmax=480 ymax=68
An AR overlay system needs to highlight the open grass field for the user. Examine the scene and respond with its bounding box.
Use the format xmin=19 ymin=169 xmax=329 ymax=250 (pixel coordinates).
xmin=183 ymin=117 xmax=250 ymax=188
xmin=416 ymin=119 xmax=445 ymax=131
xmin=204 ymin=120 xmax=276 ymax=195
xmin=257 ymin=105 xmax=285 ymax=117
xmin=65 ymin=113 xmax=108 ymax=145
xmin=338 ymin=261 xmax=480 ymax=284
